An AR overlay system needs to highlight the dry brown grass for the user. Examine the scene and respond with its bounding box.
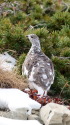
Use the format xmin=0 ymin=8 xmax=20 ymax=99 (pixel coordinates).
xmin=0 ymin=69 xmax=28 ymax=90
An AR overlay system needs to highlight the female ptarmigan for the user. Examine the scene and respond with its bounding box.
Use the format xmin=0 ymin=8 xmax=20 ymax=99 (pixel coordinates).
xmin=22 ymin=34 xmax=54 ymax=96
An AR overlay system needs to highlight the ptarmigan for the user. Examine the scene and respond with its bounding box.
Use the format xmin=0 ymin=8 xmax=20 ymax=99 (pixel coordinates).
xmin=22 ymin=34 xmax=54 ymax=96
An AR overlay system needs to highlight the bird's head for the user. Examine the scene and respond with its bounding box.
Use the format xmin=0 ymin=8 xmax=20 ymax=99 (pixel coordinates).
xmin=26 ymin=34 xmax=40 ymax=47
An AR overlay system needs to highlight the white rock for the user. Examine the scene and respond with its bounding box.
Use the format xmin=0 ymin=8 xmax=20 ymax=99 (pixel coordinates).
xmin=40 ymin=103 xmax=70 ymax=125
xmin=0 ymin=88 xmax=41 ymax=115
xmin=0 ymin=116 xmax=42 ymax=125
xmin=0 ymin=52 xmax=16 ymax=71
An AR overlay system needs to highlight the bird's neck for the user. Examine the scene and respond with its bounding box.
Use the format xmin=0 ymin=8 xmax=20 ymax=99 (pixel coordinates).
xmin=30 ymin=43 xmax=41 ymax=53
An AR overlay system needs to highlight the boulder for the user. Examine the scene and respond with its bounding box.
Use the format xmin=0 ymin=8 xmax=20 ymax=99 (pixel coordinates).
xmin=40 ymin=103 xmax=70 ymax=125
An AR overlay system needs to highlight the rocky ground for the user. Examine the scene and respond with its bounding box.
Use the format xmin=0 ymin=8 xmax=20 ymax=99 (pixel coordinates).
xmin=0 ymin=102 xmax=70 ymax=125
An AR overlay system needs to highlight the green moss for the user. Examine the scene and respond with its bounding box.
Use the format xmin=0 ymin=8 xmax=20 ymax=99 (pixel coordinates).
xmin=47 ymin=12 xmax=70 ymax=31
xmin=60 ymin=47 xmax=70 ymax=57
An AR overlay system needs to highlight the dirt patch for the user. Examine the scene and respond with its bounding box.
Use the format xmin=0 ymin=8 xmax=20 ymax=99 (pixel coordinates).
xmin=0 ymin=69 xmax=28 ymax=90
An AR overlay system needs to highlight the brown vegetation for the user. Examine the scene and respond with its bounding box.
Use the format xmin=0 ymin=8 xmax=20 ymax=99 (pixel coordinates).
xmin=0 ymin=69 xmax=28 ymax=90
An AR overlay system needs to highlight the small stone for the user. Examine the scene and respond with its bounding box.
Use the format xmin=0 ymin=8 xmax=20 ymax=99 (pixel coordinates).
xmin=28 ymin=114 xmax=43 ymax=124
xmin=28 ymin=114 xmax=39 ymax=120
xmin=32 ymin=110 xmax=39 ymax=115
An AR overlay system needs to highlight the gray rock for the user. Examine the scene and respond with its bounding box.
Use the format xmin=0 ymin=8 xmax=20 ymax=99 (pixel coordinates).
xmin=32 ymin=109 xmax=39 ymax=115
xmin=28 ymin=114 xmax=43 ymax=124
xmin=0 ymin=108 xmax=28 ymax=120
